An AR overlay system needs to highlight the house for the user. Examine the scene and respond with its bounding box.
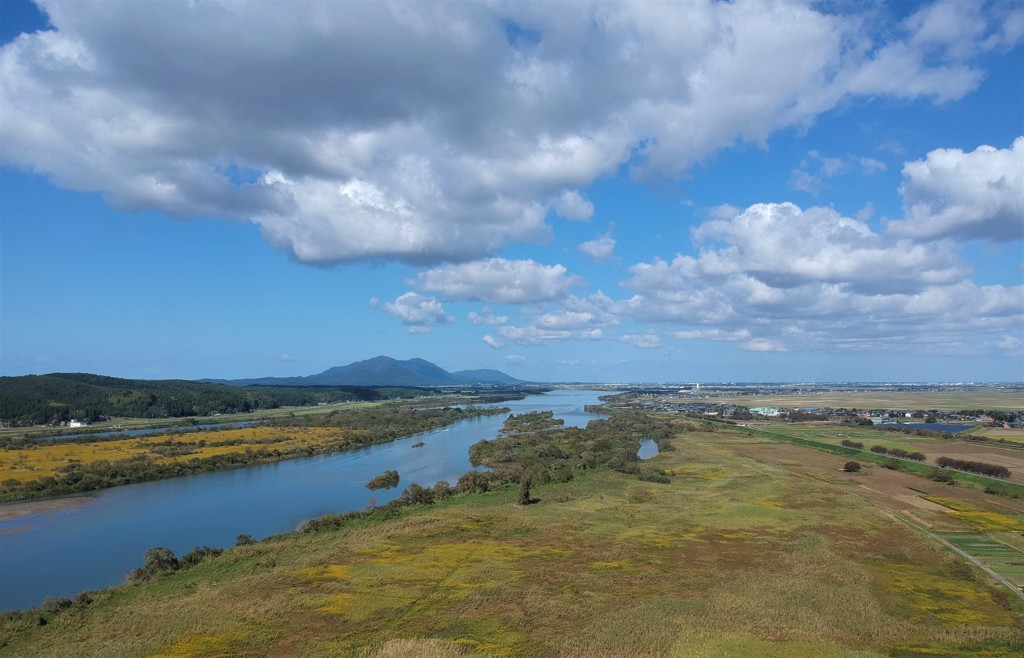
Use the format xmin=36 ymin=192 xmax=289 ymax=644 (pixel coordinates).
xmin=68 ymin=419 xmax=88 ymax=428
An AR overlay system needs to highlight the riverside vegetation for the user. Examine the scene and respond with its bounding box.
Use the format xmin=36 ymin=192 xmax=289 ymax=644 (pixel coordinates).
xmin=2 ymin=409 xmax=1022 ymax=657
xmin=0 ymin=403 xmax=508 ymax=502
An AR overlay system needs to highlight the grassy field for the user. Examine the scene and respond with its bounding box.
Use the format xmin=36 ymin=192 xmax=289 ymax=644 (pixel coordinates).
xmin=0 ymin=426 xmax=353 ymax=483
xmin=698 ymin=389 xmax=1023 ymax=411
xmin=3 ymin=422 xmax=1022 ymax=657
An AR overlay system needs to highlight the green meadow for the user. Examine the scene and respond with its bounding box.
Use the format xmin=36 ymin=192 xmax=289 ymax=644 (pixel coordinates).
xmin=2 ymin=421 xmax=1022 ymax=657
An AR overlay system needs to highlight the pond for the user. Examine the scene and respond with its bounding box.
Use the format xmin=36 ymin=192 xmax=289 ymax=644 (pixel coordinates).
xmin=0 ymin=390 xmax=608 ymax=611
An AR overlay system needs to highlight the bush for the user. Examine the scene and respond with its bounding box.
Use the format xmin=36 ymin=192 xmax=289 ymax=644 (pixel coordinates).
xmin=401 ymin=483 xmax=435 ymax=505
xmin=180 ymin=546 xmax=224 ymax=569
xmin=870 ymin=445 xmax=888 ymax=454
xmin=882 ymin=459 xmax=902 ymax=471
xmin=843 ymin=461 xmax=861 ymax=473
xmin=840 ymin=440 xmax=863 ymax=449
xmin=928 ymin=468 xmax=955 ymax=484
xmin=235 ymin=533 xmax=255 ymax=546
xmin=128 ymin=546 xmax=179 ymax=582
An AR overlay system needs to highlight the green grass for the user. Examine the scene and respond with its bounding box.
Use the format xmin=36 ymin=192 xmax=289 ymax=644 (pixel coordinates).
xmin=2 ymin=424 xmax=1022 ymax=657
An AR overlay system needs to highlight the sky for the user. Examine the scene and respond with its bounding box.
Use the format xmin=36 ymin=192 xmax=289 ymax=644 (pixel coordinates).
xmin=0 ymin=0 xmax=1022 ymax=384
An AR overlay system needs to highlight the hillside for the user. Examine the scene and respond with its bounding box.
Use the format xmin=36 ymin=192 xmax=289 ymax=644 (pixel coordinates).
xmin=2 ymin=416 xmax=1021 ymax=656
xmin=216 ymin=356 xmax=528 ymax=387
xmin=0 ymin=373 xmax=417 ymax=426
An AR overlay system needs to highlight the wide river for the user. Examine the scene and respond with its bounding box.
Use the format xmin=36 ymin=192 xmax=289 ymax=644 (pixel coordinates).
xmin=0 ymin=390 xmax=607 ymax=611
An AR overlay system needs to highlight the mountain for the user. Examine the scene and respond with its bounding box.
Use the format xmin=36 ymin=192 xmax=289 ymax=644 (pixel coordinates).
xmin=216 ymin=357 xmax=527 ymax=387
xmin=450 ymin=369 xmax=524 ymax=385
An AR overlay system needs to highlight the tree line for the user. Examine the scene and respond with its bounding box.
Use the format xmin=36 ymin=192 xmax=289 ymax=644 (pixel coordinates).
xmin=0 ymin=372 xmax=426 ymax=426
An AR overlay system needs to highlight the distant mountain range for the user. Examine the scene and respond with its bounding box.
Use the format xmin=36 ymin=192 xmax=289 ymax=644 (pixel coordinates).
xmin=207 ymin=356 xmax=527 ymax=387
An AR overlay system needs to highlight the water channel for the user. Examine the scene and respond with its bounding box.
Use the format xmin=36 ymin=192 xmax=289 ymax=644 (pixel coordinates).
xmin=0 ymin=390 xmax=608 ymax=611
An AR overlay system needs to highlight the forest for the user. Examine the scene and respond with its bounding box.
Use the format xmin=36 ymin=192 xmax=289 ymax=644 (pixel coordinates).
xmin=0 ymin=373 xmax=426 ymax=425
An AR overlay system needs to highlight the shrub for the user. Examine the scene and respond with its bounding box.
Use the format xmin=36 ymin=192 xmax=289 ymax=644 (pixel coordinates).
xmin=401 ymin=483 xmax=435 ymax=505
xmin=180 ymin=546 xmax=224 ymax=569
xmin=235 ymin=533 xmax=255 ymax=546
xmin=928 ymin=468 xmax=955 ymax=484
xmin=843 ymin=461 xmax=861 ymax=473
xmin=840 ymin=440 xmax=863 ymax=449
xmin=882 ymin=459 xmax=902 ymax=470
xmin=518 ymin=475 xmax=533 ymax=505
xmin=870 ymin=445 xmax=889 ymax=454
xmin=128 ymin=546 xmax=179 ymax=582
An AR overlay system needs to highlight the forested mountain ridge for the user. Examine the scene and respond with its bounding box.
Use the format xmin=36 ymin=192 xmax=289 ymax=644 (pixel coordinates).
xmin=209 ymin=356 xmax=526 ymax=387
xmin=0 ymin=373 xmax=418 ymax=426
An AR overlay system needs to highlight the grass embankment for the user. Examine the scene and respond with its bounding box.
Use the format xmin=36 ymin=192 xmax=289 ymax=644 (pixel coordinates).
xmin=3 ymin=421 xmax=1022 ymax=657
xmin=0 ymin=405 xmax=507 ymax=502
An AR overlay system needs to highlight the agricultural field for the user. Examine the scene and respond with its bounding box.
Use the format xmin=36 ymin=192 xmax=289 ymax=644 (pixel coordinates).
xmin=3 ymin=423 xmax=1022 ymax=657
xmin=702 ymin=389 xmax=1024 ymax=412
xmin=759 ymin=422 xmax=1024 ymax=485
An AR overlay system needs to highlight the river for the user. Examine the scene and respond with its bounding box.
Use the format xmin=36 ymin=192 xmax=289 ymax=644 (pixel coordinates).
xmin=0 ymin=390 xmax=607 ymax=611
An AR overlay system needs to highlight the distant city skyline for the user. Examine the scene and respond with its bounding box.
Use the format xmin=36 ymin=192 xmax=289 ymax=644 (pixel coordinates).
xmin=1 ymin=0 xmax=1022 ymax=383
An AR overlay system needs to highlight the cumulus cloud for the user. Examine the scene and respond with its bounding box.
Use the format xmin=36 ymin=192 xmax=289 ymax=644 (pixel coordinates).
xmin=482 ymin=335 xmax=504 ymax=350
xmin=1 ymin=0 xmax=1013 ymax=265
xmin=414 ymin=258 xmax=580 ymax=303
xmin=578 ymin=227 xmax=616 ymax=260
xmin=888 ymin=137 xmax=1024 ymax=242
xmin=553 ymin=190 xmax=595 ymax=221
xmin=373 ymin=292 xmax=452 ymax=332
xmin=623 ymin=201 xmax=1022 ymax=355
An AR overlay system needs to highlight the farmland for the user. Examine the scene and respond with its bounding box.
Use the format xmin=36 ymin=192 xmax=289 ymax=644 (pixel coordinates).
xmin=2 ymin=415 xmax=1021 ymax=657
xmin=697 ymin=389 xmax=1024 ymax=412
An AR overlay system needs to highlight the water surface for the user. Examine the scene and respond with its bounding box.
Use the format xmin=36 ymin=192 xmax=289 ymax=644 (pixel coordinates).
xmin=0 ymin=390 xmax=606 ymax=611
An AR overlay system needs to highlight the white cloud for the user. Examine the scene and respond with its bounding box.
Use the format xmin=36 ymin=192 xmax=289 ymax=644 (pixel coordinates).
xmin=622 ymin=333 xmax=661 ymax=349
xmin=789 ymin=151 xmax=887 ymax=195
xmin=888 ymin=137 xmax=1024 ymax=242
xmin=467 ymin=311 xmax=508 ymax=325
xmin=498 ymin=325 xmax=572 ymax=346
xmin=670 ymin=329 xmax=751 ymax=342
xmin=374 ymin=292 xmax=452 ymax=332
xmin=553 ymin=190 xmax=594 ymax=221
xmin=578 ymin=228 xmax=616 ymax=260
xmin=482 ymin=335 xmax=504 ymax=350
xmin=741 ymin=338 xmax=787 ymax=352
xmin=995 ymin=335 xmax=1023 ymax=355
xmin=414 ymin=258 xmax=581 ymax=303
xmin=504 ymin=355 xmax=526 ymax=365
xmin=623 ymin=200 xmax=1022 ymax=356
xmin=1 ymin=1 xmax=1011 ymax=265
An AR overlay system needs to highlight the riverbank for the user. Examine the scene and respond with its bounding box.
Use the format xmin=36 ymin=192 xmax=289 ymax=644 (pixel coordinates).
xmin=3 ymin=417 xmax=1021 ymax=657
xmin=0 ymin=403 xmax=508 ymax=502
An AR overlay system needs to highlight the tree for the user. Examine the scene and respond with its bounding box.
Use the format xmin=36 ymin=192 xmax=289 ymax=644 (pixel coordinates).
xmin=843 ymin=461 xmax=861 ymax=473
xmin=235 ymin=534 xmax=255 ymax=546
xmin=518 ymin=475 xmax=533 ymax=505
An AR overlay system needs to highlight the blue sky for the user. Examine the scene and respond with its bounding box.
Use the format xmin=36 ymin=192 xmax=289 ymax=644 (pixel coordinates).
xmin=1 ymin=0 xmax=1022 ymax=383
